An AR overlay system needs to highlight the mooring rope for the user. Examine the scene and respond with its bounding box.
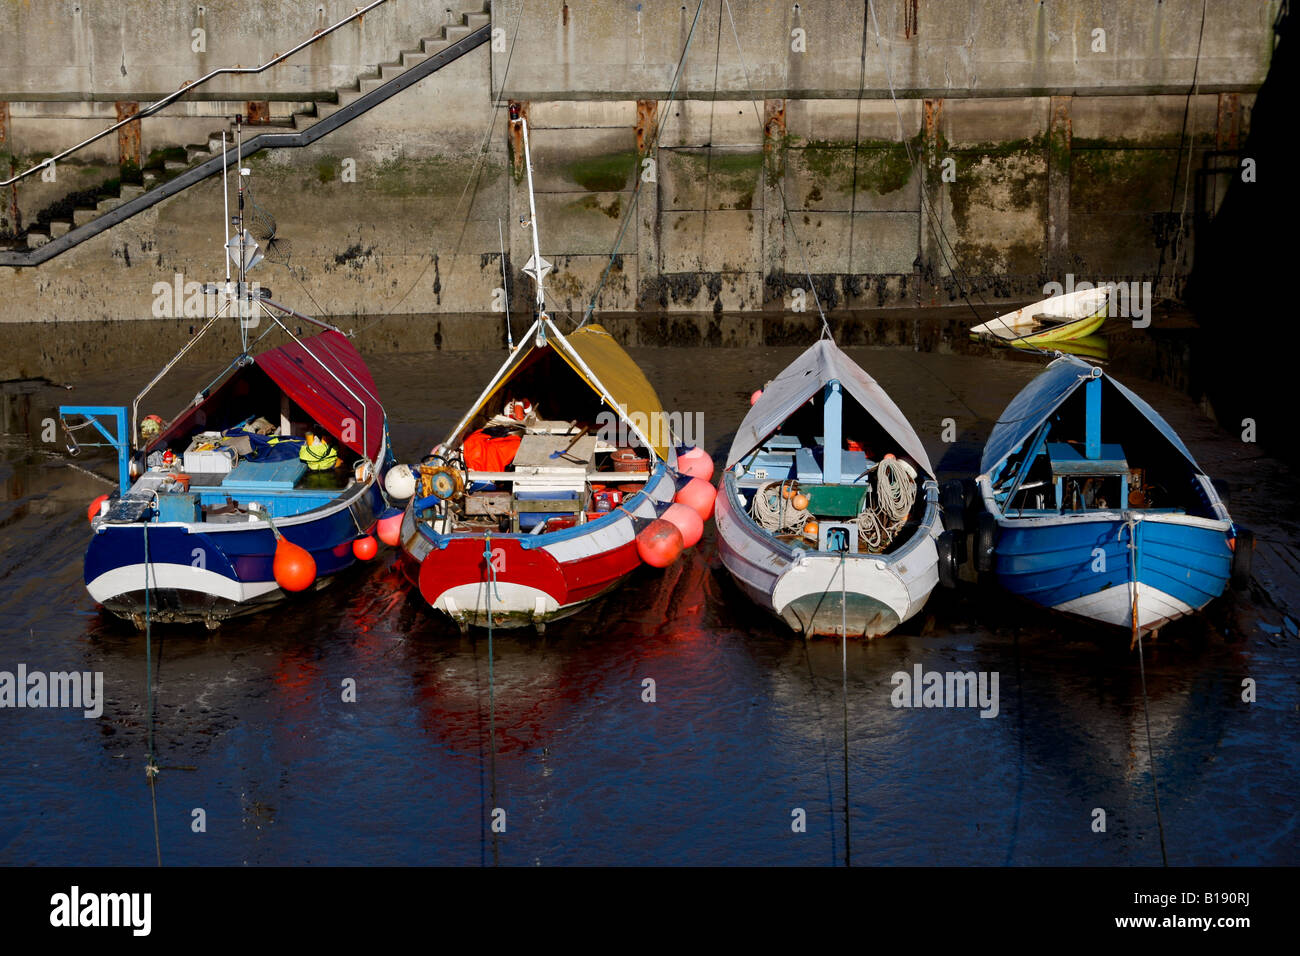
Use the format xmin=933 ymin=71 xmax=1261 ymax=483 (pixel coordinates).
xmin=1125 ymin=515 xmax=1169 ymax=866
xmin=482 ymin=534 xmax=500 ymax=867
xmin=142 ymin=523 xmax=162 ymax=867
xmin=838 ymin=549 xmax=851 ymax=868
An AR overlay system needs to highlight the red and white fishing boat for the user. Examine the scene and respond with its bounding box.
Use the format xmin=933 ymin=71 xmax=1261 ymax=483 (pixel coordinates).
xmin=394 ymin=111 xmax=715 ymax=631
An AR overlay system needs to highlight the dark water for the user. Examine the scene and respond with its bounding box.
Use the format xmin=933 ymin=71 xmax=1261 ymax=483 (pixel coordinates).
xmin=1 ymin=325 xmax=1296 ymax=866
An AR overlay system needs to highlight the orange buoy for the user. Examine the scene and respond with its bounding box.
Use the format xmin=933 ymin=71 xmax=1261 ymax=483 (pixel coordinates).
xmin=376 ymin=509 xmax=404 ymax=547
xmin=636 ymin=518 xmax=684 ymax=568
xmin=803 ymin=521 xmax=819 ymax=538
xmin=87 ymin=493 xmax=110 ymax=523
xmin=675 ymin=477 xmax=717 ymax=521
xmin=661 ymin=502 xmax=704 ymax=548
xmin=750 ymin=389 xmax=763 ymax=406
xmin=780 ymin=483 xmax=797 ymax=500
xmin=792 ymin=493 xmax=809 ymax=511
xmin=678 ymin=446 xmax=714 ymax=482
xmin=352 ymin=535 xmax=378 ymax=560
xmin=273 ymin=537 xmax=317 ymax=592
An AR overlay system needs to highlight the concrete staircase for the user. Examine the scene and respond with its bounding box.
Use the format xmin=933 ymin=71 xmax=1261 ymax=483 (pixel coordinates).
xmin=19 ymin=5 xmax=489 ymax=252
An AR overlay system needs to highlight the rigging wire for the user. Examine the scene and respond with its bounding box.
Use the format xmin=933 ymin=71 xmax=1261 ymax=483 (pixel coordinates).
xmin=352 ymin=0 xmax=528 ymax=340
xmin=1154 ymin=0 xmax=1209 ymax=301
xmin=576 ymin=0 xmax=708 ymax=330
xmin=863 ymin=1 xmax=1053 ymax=355
xmin=721 ymin=0 xmax=830 ymax=338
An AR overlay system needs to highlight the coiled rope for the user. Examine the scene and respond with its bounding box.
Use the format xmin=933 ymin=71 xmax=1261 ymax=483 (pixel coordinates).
xmin=857 ymin=458 xmax=917 ymax=553
xmin=750 ymin=481 xmax=810 ymax=533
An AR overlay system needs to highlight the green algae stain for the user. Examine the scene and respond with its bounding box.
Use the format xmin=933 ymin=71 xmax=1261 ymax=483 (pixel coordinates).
xmin=567 ymin=152 xmax=637 ymax=191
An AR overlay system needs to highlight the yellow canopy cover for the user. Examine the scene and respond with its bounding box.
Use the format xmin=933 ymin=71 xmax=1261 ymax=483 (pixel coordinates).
xmin=446 ymin=318 xmax=672 ymax=462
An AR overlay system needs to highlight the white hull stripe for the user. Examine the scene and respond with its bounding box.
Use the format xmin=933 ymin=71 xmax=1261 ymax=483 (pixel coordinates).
xmin=87 ymin=563 xmax=279 ymax=605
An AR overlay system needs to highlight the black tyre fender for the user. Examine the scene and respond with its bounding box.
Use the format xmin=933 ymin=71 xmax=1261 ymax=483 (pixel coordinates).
xmin=937 ymin=530 xmax=960 ymax=589
xmin=976 ymin=512 xmax=998 ymax=573
xmin=1230 ymin=527 xmax=1254 ymax=589
xmin=941 ymin=480 xmax=967 ymax=535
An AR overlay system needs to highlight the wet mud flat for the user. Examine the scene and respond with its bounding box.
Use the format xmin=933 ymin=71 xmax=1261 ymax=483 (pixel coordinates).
xmin=0 ymin=319 xmax=1296 ymax=865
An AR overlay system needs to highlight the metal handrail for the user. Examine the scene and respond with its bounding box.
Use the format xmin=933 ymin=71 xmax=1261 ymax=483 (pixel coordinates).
xmin=0 ymin=0 xmax=393 ymax=189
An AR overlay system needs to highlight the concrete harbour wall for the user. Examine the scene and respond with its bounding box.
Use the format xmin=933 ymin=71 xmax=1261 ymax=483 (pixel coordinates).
xmin=0 ymin=0 xmax=1280 ymax=324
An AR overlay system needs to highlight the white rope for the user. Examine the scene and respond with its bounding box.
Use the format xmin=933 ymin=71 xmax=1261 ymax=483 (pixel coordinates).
xmin=750 ymin=481 xmax=810 ymax=533
xmin=857 ymin=458 xmax=916 ymax=553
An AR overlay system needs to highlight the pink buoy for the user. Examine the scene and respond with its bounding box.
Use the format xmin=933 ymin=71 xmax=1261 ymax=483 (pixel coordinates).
xmin=636 ymin=518 xmax=684 ymax=568
xmin=674 ymin=476 xmax=717 ymax=521
xmin=677 ymin=446 xmax=714 ymax=482
xmin=661 ymin=502 xmax=704 ymax=548
xmin=750 ymin=389 xmax=763 ymax=406
xmin=376 ymin=509 xmax=404 ymax=547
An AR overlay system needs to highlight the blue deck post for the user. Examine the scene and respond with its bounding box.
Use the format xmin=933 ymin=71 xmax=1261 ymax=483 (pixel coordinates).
xmin=823 ymin=380 xmax=842 ymax=484
xmin=59 ymin=405 xmax=130 ymax=496
xmin=1085 ymin=375 xmax=1101 ymax=460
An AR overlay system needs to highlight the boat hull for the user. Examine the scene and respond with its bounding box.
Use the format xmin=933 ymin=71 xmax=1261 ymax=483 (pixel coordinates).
xmin=400 ymin=464 xmax=677 ymax=629
xmin=84 ymin=478 xmax=385 ymax=626
xmin=715 ymin=472 xmax=941 ymax=638
xmin=987 ymin=506 xmax=1233 ymax=633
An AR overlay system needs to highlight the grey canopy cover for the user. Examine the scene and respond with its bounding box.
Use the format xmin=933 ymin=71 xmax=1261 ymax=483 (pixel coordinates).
xmin=725 ymin=339 xmax=934 ymax=476
xmin=978 ymin=354 xmax=1203 ymax=478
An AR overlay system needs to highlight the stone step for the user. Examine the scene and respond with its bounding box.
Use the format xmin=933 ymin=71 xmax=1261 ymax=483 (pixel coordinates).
xmin=337 ymin=88 xmax=367 ymax=107
xmin=119 ymin=184 xmax=146 ymax=199
xmin=185 ymin=145 xmax=211 ymax=163
xmin=420 ymin=36 xmax=451 ymax=55
xmin=465 ymin=12 xmax=491 ymax=30
xmin=163 ymin=159 xmax=187 ymax=173
xmin=73 ymin=208 xmax=99 ymax=227
xmin=400 ymin=49 xmax=430 ymax=69
xmin=359 ymin=75 xmax=389 ymax=94
xmin=291 ymin=111 xmax=322 ymax=132
xmin=26 ymin=231 xmax=50 ymax=249
xmin=445 ymin=24 xmax=472 ymax=43
xmin=49 ymin=221 xmax=72 ymax=238
xmin=96 ymin=198 xmax=124 ymax=213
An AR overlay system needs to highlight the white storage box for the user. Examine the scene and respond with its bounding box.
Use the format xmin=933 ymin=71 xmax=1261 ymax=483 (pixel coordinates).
xmin=183 ymin=434 xmax=237 ymax=474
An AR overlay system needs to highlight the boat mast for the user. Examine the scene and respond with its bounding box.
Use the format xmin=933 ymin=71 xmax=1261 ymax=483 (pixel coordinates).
xmin=511 ymin=106 xmax=551 ymax=346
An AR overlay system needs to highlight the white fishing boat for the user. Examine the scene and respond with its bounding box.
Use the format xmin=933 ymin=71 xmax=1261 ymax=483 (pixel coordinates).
xmin=714 ymin=339 xmax=950 ymax=638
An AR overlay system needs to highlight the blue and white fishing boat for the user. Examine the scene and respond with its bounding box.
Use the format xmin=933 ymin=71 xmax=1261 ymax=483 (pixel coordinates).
xmin=715 ymin=339 xmax=946 ymax=638
xmin=974 ymin=355 xmax=1252 ymax=636
xmin=59 ymin=121 xmax=393 ymax=628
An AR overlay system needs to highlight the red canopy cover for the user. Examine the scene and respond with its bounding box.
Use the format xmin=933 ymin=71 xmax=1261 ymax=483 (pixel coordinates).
xmin=256 ymin=331 xmax=384 ymax=459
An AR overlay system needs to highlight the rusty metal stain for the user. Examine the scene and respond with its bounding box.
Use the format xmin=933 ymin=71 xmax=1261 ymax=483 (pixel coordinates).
xmin=763 ymin=99 xmax=786 ymax=151
xmin=905 ymin=0 xmax=919 ymax=39
xmin=246 ymin=101 xmax=271 ymax=125
xmin=922 ymin=98 xmax=943 ymax=152
xmin=562 ymin=3 xmax=569 ymax=27
xmin=635 ymin=100 xmax=657 ymax=154
xmin=1216 ymin=92 xmax=1240 ymax=150
xmin=508 ymin=100 xmax=530 ymax=175
xmin=115 ymin=101 xmax=141 ymax=168
xmin=0 ymin=101 xmax=8 ymax=150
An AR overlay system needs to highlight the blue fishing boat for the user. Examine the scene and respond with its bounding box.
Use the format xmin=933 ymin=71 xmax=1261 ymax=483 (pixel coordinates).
xmin=974 ymin=355 xmax=1252 ymax=635
xmin=59 ymin=121 xmax=393 ymax=628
